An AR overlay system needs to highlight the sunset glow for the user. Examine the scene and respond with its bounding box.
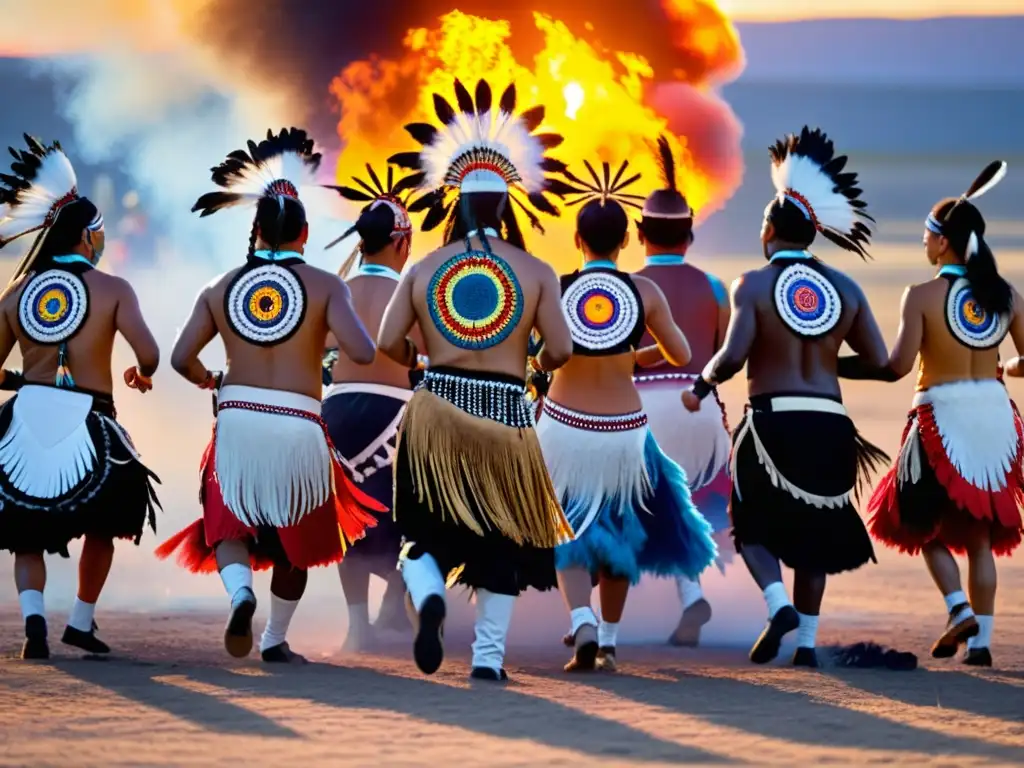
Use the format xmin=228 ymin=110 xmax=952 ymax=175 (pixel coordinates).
xmin=721 ymin=0 xmax=1020 ymax=20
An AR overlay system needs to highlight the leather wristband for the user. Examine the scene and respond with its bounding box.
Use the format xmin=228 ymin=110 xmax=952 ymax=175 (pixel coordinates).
xmin=691 ymin=376 xmax=714 ymax=401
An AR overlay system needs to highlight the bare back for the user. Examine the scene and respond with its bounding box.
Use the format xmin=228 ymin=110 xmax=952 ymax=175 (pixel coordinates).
xmin=913 ymin=277 xmax=1006 ymax=390
xmin=0 ymin=268 xmax=156 ymax=395
xmin=408 ymin=235 xmax=555 ymax=379
xmin=727 ymin=259 xmax=884 ymax=399
xmin=208 ymin=264 xmax=346 ymax=400
xmin=330 ymin=274 xmax=410 ymax=388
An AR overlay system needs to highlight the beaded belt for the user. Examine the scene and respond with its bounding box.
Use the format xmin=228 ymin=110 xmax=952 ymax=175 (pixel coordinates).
xmin=420 ymin=369 xmax=533 ymax=429
xmin=633 ymin=371 xmax=698 ymax=384
xmin=543 ymin=399 xmax=648 ymax=432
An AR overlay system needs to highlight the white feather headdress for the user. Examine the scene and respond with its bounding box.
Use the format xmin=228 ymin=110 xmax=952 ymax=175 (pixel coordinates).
xmin=0 ymin=135 xmax=83 ymax=249
xmin=769 ymin=126 xmax=873 ymax=258
xmin=191 ymin=127 xmax=324 ymax=217
xmin=389 ymin=78 xmax=567 ymax=239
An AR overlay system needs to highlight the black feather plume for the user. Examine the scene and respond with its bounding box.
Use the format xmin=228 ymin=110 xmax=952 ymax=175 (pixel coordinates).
xmin=653 ymin=135 xmax=677 ymax=190
xmin=475 ymin=80 xmax=492 ymax=114
xmin=963 ymin=160 xmax=1007 ymax=201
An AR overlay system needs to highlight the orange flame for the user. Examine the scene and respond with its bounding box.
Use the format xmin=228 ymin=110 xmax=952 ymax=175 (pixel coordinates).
xmin=330 ymin=9 xmax=744 ymax=272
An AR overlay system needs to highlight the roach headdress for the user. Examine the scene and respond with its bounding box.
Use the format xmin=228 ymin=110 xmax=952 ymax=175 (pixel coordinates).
xmin=641 ymin=135 xmax=693 ymax=220
xmin=389 ymin=78 xmax=567 ymax=243
xmin=557 ymin=158 xmax=644 ymax=211
xmin=769 ymin=126 xmax=873 ymax=258
xmin=326 ymin=163 xmax=417 ymax=250
xmin=0 ymin=135 xmax=102 ymax=280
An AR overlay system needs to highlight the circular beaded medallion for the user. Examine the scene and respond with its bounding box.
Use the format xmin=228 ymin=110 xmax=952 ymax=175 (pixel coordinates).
xmin=561 ymin=271 xmax=640 ymax=351
xmin=224 ymin=263 xmax=306 ymax=346
xmin=773 ymin=262 xmax=842 ymax=338
xmin=18 ymin=269 xmax=89 ymax=345
xmin=945 ymin=277 xmax=1008 ymax=349
xmin=427 ymin=250 xmax=522 ymax=350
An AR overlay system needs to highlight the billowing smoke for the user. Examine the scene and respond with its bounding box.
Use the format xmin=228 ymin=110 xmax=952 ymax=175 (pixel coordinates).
xmin=0 ymin=1 xmax=759 ymax=648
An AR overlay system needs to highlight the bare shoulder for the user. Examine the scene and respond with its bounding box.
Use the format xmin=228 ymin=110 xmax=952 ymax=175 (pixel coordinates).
xmin=88 ymin=270 xmax=135 ymax=300
xmin=0 ymin=274 xmax=28 ymax=307
xmin=734 ymin=266 xmax=771 ymax=300
xmin=631 ymin=273 xmax=666 ymax=303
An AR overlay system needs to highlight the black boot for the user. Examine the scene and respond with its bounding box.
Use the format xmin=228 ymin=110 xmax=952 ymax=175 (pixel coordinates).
xmin=413 ymin=594 xmax=446 ymax=675
xmin=470 ymin=666 xmax=509 ymax=682
xmin=932 ymin=604 xmax=978 ymax=659
xmin=963 ymin=647 xmax=993 ymax=667
xmin=62 ymin=625 xmax=111 ymax=655
xmin=261 ymin=642 xmax=307 ymax=664
xmin=21 ymin=615 xmax=49 ymax=660
xmin=224 ymin=587 xmax=257 ymax=659
xmin=792 ymin=646 xmax=819 ymax=668
xmin=750 ymin=605 xmax=799 ymax=664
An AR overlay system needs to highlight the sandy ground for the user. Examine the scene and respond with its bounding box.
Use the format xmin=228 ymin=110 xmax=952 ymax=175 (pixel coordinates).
xmin=2 ymin=248 xmax=1024 ymax=765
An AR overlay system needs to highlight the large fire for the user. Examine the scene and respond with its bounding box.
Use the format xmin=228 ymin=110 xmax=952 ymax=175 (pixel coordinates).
xmin=330 ymin=9 xmax=744 ymax=272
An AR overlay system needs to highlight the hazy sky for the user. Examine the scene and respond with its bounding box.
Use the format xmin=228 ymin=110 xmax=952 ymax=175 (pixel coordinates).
xmin=722 ymin=0 xmax=1019 ymax=19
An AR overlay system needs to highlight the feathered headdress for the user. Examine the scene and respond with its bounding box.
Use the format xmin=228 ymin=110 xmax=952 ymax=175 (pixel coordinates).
xmin=642 ymin=135 xmax=693 ymax=220
xmin=191 ymin=127 xmax=322 ymax=217
xmin=326 ymin=163 xmax=418 ymax=250
xmin=926 ymin=161 xmax=1007 ymax=259
xmin=557 ymin=159 xmax=644 ymax=211
xmin=769 ymin=126 xmax=874 ymax=258
xmin=0 ymin=135 xmax=101 ymax=281
xmin=389 ymin=78 xmax=567 ymax=240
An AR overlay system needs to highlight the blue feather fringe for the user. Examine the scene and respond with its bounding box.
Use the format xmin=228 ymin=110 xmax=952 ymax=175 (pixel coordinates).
xmin=554 ymin=431 xmax=718 ymax=582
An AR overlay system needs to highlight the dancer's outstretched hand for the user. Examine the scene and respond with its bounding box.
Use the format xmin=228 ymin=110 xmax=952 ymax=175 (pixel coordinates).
xmin=124 ymin=366 xmax=153 ymax=393
xmin=681 ymin=388 xmax=701 ymax=412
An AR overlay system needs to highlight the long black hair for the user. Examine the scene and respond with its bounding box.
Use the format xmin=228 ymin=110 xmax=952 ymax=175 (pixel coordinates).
xmin=247 ymin=195 xmax=307 ymax=258
xmin=932 ymin=161 xmax=1011 ymax=316
xmin=933 ymin=197 xmax=1012 ymax=316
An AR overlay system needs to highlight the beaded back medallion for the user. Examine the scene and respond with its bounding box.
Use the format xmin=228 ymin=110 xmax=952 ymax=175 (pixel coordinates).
xmin=427 ymin=250 xmax=522 ymax=350
xmin=18 ymin=269 xmax=89 ymax=345
xmin=773 ymin=262 xmax=842 ymax=338
xmin=945 ymin=277 xmax=1009 ymax=349
xmin=561 ymin=271 xmax=641 ymax=351
xmin=224 ymin=263 xmax=307 ymax=346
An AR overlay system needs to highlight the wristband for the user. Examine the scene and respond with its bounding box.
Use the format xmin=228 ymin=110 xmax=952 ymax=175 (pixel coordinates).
xmin=691 ymin=376 xmax=713 ymax=401
xmin=0 ymin=370 xmax=25 ymax=391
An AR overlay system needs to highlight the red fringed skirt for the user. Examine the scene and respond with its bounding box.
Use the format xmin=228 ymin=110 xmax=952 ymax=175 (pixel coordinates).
xmin=868 ymin=380 xmax=1024 ymax=556
xmin=155 ymin=389 xmax=386 ymax=572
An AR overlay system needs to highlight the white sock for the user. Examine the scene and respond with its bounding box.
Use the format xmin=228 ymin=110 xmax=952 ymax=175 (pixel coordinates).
xmin=677 ymin=576 xmax=704 ymax=610
xmin=18 ymin=589 xmax=44 ymax=621
xmin=968 ymin=615 xmax=994 ymax=649
xmin=219 ymin=563 xmax=254 ymax=607
xmin=598 ymin=621 xmax=619 ymax=648
xmin=796 ymin=612 xmax=819 ymax=649
xmin=570 ymin=606 xmax=598 ymax=637
xmin=943 ymin=590 xmax=969 ymax=612
xmin=400 ymin=552 xmax=445 ymax=612
xmin=68 ymin=598 xmax=96 ymax=633
xmin=943 ymin=590 xmax=974 ymax=624
xmin=348 ymin=601 xmax=370 ymax=631
xmin=471 ymin=590 xmax=515 ymax=671
xmin=259 ymin=594 xmax=300 ymax=652
xmin=763 ymin=581 xmax=791 ymax=619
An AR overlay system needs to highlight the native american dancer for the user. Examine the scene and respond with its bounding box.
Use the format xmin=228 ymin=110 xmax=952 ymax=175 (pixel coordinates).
xmin=632 ymin=136 xmax=732 ymax=648
xmin=535 ymin=158 xmax=717 ymax=672
xmin=381 ymin=78 xmax=574 ymax=681
xmin=323 ymin=164 xmax=422 ymax=650
xmin=155 ymin=129 xmax=385 ymax=662
xmin=0 ymin=136 xmax=161 ymax=659
xmin=683 ymin=127 xmax=890 ymax=667
xmin=840 ymin=161 xmax=1023 ymax=667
